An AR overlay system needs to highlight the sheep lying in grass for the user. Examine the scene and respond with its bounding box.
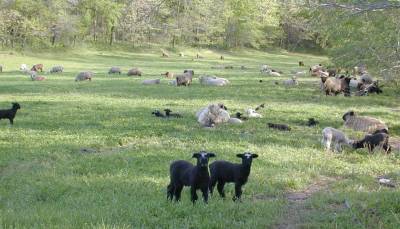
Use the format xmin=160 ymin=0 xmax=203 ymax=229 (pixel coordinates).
xmin=360 ymin=74 xmax=373 ymax=84
xmin=293 ymin=71 xmax=306 ymax=77
xmin=141 ymin=79 xmax=160 ymax=85
xmin=355 ymin=81 xmax=383 ymax=96
xmin=0 ymin=103 xmax=21 ymax=125
xmin=283 ymin=76 xmax=298 ymax=86
xmin=307 ymin=118 xmax=319 ymax=127
xmin=264 ymin=69 xmax=281 ymax=77
xmin=31 ymin=64 xmax=43 ymax=72
xmin=209 ymin=152 xmax=258 ymax=201
xmin=353 ymin=132 xmax=391 ymax=153
xmin=75 ymin=72 xmax=93 ymax=81
xmin=268 ymin=123 xmax=291 ymax=131
xmin=152 ymin=110 xmax=165 ymax=118
xmin=50 ymin=65 xmax=64 ymax=74
xmin=322 ymin=127 xmax=353 ymax=153
xmin=167 ymin=151 xmax=216 ymax=204
xmin=127 ymin=68 xmax=142 ymax=76
xmin=196 ymin=103 xmax=227 ymax=119
xmin=108 ymin=67 xmax=121 ymax=75
xmin=246 ymin=108 xmax=262 ymax=118
xmin=199 ymin=76 xmax=229 ymax=86
xmin=228 ymin=118 xmax=243 ymax=124
xmin=31 ymin=74 xmax=45 ymax=81
xmin=342 ymin=111 xmax=388 ymax=133
xmin=176 ymin=72 xmax=192 ymax=86
xmin=197 ymin=104 xmax=230 ymax=127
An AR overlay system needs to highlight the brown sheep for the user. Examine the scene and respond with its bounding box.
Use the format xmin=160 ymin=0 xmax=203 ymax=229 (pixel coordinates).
xmin=31 ymin=64 xmax=43 ymax=72
xmin=161 ymin=72 xmax=174 ymax=78
xmin=127 ymin=68 xmax=142 ymax=76
xmin=323 ymin=75 xmax=351 ymax=96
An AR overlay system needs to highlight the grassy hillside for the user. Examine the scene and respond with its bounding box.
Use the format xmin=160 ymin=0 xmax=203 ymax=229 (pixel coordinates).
xmin=0 ymin=48 xmax=399 ymax=228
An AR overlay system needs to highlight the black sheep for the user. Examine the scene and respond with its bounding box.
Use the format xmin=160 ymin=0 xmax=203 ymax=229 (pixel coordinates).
xmin=0 ymin=103 xmax=21 ymax=125
xmin=167 ymin=151 xmax=216 ymax=204
xmin=164 ymin=109 xmax=182 ymax=118
xmin=353 ymin=132 xmax=391 ymax=153
xmin=267 ymin=123 xmax=291 ymax=131
xmin=307 ymin=118 xmax=319 ymax=127
xmin=235 ymin=112 xmax=248 ymax=121
xmin=209 ymin=152 xmax=258 ymax=201
xmin=151 ymin=110 xmax=165 ymax=118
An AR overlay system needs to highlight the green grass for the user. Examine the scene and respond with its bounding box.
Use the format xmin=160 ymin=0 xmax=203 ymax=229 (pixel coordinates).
xmin=0 ymin=48 xmax=399 ymax=228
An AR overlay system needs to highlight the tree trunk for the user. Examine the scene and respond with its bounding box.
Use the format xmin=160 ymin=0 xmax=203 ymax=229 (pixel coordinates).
xmin=109 ymin=26 xmax=115 ymax=46
xmin=93 ymin=9 xmax=97 ymax=42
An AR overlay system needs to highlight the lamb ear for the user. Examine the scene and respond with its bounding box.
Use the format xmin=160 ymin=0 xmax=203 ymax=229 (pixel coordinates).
xmin=252 ymin=154 xmax=259 ymax=158
xmin=236 ymin=154 xmax=244 ymax=158
xmin=207 ymin=153 xmax=216 ymax=158
xmin=192 ymin=153 xmax=200 ymax=158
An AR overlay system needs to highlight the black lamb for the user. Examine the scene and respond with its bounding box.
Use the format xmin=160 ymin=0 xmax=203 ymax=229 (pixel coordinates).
xmin=267 ymin=123 xmax=291 ymax=131
xmin=352 ymin=132 xmax=391 ymax=153
xmin=0 ymin=103 xmax=21 ymax=125
xmin=235 ymin=112 xmax=248 ymax=121
xmin=209 ymin=152 xmax=258 ymax=201
xmin=307 ymin=118 xmax=319 ymax=127
xmin=164 ymin=109 xmax=182 ymax=118
xmin=167 ymin=151 xmax=216 ymax=204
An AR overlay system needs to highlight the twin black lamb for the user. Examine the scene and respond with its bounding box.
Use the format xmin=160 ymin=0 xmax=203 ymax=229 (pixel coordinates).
xmin=167 ymin=151 xmax=258 ymax=204
xmin=0 ymin=103 xmax=21 ymax=125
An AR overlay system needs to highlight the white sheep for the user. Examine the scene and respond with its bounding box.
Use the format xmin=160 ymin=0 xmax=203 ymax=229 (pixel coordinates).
xmin=199 ymin=75 xmax=229 ymax=86
xmin=322 ymin=127 xmax=353 ymax=153
xmin=197 ymin=104 xmax=230 ymax=127
xmin=283 ymin=76 xmax=298 ymax=86
xmin=142 ymin=79 xmax=161 ymax=85
xmin=20 ymin=64 xmax=28 ymax=71
xmin=260 ymin=65 xmax=269 ymax=73
xmin=294 ymin=71 xmax=306 ymax=77
xmin=228 ymin=118 xmax=243 ymax=124
xmin=246 ymin=108 xmax=262 ymax=118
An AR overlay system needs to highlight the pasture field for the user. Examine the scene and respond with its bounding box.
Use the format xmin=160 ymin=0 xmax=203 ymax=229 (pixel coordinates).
xmin=0 ymin=48 xmax=399 ymax=228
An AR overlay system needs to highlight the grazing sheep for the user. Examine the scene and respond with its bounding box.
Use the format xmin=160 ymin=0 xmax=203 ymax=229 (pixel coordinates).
xmin=164 ymin=109 xmax=182 ymax=118
xmin=246 ymin=108 xmax=262 ymax=118
xmin=321 ymin=127 xmax=352 ymax=153
xmin=353 ymin=132 xmax=391 ymax=153
xmin=323 ymin=75 xmax=351 ymax=96
xmin=342 ymin=111 xmax=388 ymax=133
xmin=75 ymin=72 xmax=93 ymax=82
xmin=267 ymin=123 xmax=291 ymax=131
xmin=0 ymin=103 xmax=21 ymax=125
xmin=209 ymin=152 xmax=258 ymax=201
xmin=356 ymin=81 xmax=383 ymax=96
xmin=108 ymin=66 xmax=121 ymax=74
xmin=162 ymin=72 xmax=174 ymax=78
xmin=176 ymin=73 xmax=192 ymax=86
xmin=142 ymin=79 xmax=161 ymax=85
xmin=299 ymin=61 xmax=304 ymax=66
xmin=197 ymin=104 xmax=230 ymax=127
xmin=31 ymin=64 xmax=43 ymax=72
xmin=283 ymin=76 xmax=298 ymax=86
xmin=199 ymin=76 xmax=229 ymax=86
xmin=49 ymin=65 xmax=64 ymax=74
xmin=152 ymin=110 xmax=165 ymax=118
xmin=20 ymin=64 xmax=28 ymax=71
xmin=162 ymin=50 xmax=169 ymax=57
xmin=167 ymin=151 xmax=216 ymax=204
xmin=361 ymin=74 xmax=373 ymax=84
xmin=127 ymin=68 xmax=142 ymax=76
xmin=307 ymin=118 xmax=319 ymax=127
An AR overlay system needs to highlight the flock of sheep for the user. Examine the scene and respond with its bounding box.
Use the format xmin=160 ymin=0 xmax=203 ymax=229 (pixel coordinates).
xmin=0 ymin=54 xmax=397 ymax=204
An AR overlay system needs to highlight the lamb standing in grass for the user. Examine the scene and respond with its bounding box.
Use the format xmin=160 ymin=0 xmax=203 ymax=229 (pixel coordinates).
xmin=50 ymin=65 xmax=64 ymax=73
xmin=0 ymin=103 xmax=21 ymax=125
xmin=342 ymin=111 xmax=388 ymax=133
xmin=108 ymin=67 xmax=121 ymax=74
xmin=352 ymin=132 xmax=391 ymax=153
xmin=75 ymin=72 xmax=93 ymax=81
xmin=167 ymin=151 xmax=216 ymax=204
xmin=209 ymin=152 xmax=258 ymax=201
xmin=322 ymin=127 xmax=353 ymax=153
